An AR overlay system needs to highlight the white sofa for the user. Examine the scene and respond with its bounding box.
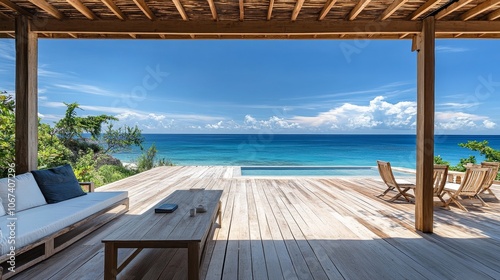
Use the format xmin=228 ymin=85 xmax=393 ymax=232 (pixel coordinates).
xmin=0 ymin=171 xmax=129 ymax=279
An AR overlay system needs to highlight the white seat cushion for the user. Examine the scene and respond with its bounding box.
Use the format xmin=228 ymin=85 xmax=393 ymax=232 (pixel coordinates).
xmin=0 ymin=173 xmax=47 ymax=213
xmin=0 ymin=191 xmax=127 ymax=255
xmin=444 ymin=183 xmax=460 ymax=192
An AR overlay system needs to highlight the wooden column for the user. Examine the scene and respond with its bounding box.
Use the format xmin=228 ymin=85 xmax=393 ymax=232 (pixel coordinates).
xmin=15 ymin=16 xmax=38 ymax=174
xmin=414 ymin=16 xmax=435 ymax=233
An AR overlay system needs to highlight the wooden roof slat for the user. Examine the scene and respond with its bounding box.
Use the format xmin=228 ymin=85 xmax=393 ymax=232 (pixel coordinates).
xmin=132 ymin=0 xmax=156 ymax=20
xmin=487 ymin=8 xmax=500 ymax=20
xmin=129 ymin=33 xmax=136 ymax=38
xmin=291 ymin=0 xmax=305 ymax=21
xmin=29 ymin=0 xmax=64 ymax=19
xmin=239 ymin=0 xmax=244 ymax=21
xmin=206 ymin=0 xmax=217 ymax=21
xmin=172 ymin=0 xmax=188 ymax=21
xmin=460 ymin=0 xmax=500 ymax=20
xmin=159 ymin=34 xmax=166 ymax=38
xmin=410 ymin=0 xmax=441 ymax=20
xmin=379 ymin=0 xmax=409 ymax=20
xmin=0 ymin=10 xmax=9 ymax=19
xmin=68 ymin=32 xmax=77 ymax=38
xmin=267 ymin=0 xmax=274 ymax=20
xmin=435 ymin=0 xmax=474 ymax=20
xmin=101 ymin=0 xmax=126 ymax=20
xmin=348 ymin=0 xmax=372 ymax=20
xmin=318 ymin=0 xmax=338 ymax=21
xmin=0 ymin=0 xmax=32 ymax=16
xmin=67 ymin=0 xmax=97 ymax=20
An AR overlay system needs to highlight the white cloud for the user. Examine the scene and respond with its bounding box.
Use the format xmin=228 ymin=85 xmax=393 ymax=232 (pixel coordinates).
xmin=483 ymin=120 xmax=496 ymax=129
xmin=54 ymin=83 xmax=121 ymax=98
xmin=435 ymin=111 xmax=495 ymax=130
xmin=292 ymin=96 xmax=416 ymax=130
xmin=436 ymin=46 xmax=468 ymax=53
xmin=439 ymin=102 xmax=481 ymax=109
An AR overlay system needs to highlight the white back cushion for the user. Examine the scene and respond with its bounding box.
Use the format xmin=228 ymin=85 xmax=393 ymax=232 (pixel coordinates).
xmin=0 ymin=172 xmax=47 ymax=212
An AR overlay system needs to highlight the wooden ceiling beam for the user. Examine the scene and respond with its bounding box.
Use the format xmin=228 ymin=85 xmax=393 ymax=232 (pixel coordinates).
xmin=29 ymin=0 xmax=64 ymax=19
xmin=348 ymin=0 xmax=372 ymax=20
xmin=487 ymin=8 xmax=500 ymax=20
xmin=318 ymin=0 xmax=337 ymax=20
xmin=435 ymin=0 xmax=473 ymax=20
xmin=0 ymin=0 xmax=32 ymax=16
xmin=2 ymin=19 xmax=498 ymax=37
xmin=206 ymin=0 xmax=218 ymax=20
xmin=460 ymin=0 xmax=500 ymax=20
xmin=410 ymin=0 xmax=440 ymax=20
xmin=132 ymin=0 xmax=156 ymax=20
xmin=101 ymin=0 xmax=127 ymax=20
xmin=67 ymin=0 xmax=97 ymax=20
xmin=68 ymin=32 xmax=77 ymax=38
xmin=129 ymin=33 xmax=136 ymax=38
xmin=435 ymin=20 xmax=500 ymax=33
xmin=159 ymin=34 xmax=166 ymax=38
xmin=172 ymin=0 xmax=188 ymax=20
xmin=267 ymin=0 xmax=274 ymax=20
xmin=24 ymin=19 xmax=422 ymax=34
xmin=291 ymin=0 xmax=305 ymax=21
xmin=239 ymin=0 xmax=244 ymax=21
xmin=379 ymin=0 xmax=408 ymax=20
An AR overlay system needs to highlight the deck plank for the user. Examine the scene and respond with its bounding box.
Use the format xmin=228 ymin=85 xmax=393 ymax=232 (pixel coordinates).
xmin=12 ymin=166 xmax=500 ymax=280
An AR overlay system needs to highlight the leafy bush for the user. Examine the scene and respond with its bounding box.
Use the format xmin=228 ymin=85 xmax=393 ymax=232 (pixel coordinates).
xmin=434 ymin=155 xmax=449 ymax=166
xmin=0 ymin=92 xmax=15 ymax=177
xmin=98 ymin=165 xmax=137 ymax=185
xmin=137 ymin=144 xmax=174 ymax=172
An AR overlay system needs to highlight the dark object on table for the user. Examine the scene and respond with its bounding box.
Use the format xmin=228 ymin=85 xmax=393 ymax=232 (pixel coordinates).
xmin=155 ymin=203 xmax=178 ymax=213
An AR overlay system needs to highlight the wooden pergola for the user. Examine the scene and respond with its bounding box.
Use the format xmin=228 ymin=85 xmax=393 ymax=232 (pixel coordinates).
xmin=1 ymin=0 xmax=499 ymax=233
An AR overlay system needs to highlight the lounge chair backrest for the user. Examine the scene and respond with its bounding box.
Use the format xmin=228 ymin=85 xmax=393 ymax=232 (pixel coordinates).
xmin=480 ymin=161 xmax=500 ymax=190
xmin=377 ymin=161 xmax=397 ymax=188
xmin=433 ymin=164 xmax=448 ymax=195
xmin=457 ymin=167 xmax=490 ymax=196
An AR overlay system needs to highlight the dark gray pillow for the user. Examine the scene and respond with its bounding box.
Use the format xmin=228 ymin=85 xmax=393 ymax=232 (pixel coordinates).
xmin=31 ymin=164 xmax=86 ymax=203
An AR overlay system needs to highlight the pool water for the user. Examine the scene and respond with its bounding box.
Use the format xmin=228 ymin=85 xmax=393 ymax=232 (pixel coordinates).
xmin=240 ymin=166 xmax=415 ymax=177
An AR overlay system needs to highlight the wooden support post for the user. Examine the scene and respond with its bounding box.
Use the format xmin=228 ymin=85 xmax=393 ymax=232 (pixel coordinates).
xmin=15 ymin=16 xmax=38 ymax=174
xmin=414 ymin=16 xmax=435 ymax=233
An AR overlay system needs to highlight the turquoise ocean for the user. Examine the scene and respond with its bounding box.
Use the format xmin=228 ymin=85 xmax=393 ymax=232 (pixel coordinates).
xmin=112 ymin=134 xmax=500 ymax=169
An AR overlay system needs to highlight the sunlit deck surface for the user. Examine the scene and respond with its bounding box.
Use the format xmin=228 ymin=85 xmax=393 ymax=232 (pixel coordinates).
xmin=15 ymin=166 xmax=500 ymax=279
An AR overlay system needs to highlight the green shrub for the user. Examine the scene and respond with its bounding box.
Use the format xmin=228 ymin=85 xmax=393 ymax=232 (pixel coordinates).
xmin=98 ymin=165 xmax=137 ymax=185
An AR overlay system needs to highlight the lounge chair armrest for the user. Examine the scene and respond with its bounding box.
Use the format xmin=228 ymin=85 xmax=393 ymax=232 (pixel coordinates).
xmin=79 ymin=182 xmax=95 ymax=192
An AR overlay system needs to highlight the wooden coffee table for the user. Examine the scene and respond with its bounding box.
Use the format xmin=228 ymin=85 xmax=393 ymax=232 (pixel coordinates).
xmin=102 ymin=189 xmax=222 ymax=280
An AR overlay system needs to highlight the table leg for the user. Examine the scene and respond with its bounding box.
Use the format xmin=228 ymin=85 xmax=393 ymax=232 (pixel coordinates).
xmin=187 ymin=241 xmax=200 ymax=280
xmin=104 ymin=243 xmax=118 ymax=280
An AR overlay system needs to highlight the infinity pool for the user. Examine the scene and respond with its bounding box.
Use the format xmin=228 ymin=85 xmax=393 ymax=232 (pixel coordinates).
xmin=240 ymin=166 xmax=415 ymax=177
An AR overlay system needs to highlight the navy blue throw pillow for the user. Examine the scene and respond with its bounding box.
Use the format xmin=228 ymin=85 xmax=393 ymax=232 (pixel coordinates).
xmin=31 ymin=164 xmax=86 ymax=203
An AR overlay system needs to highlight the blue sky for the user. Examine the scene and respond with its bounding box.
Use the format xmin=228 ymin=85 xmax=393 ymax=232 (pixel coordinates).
xmin=1 ymin=39 xmax=499 ymax=134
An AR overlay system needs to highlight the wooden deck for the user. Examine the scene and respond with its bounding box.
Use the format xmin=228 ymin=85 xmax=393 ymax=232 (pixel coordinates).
xmin=14 ymin=166 xmax=500 ymax=280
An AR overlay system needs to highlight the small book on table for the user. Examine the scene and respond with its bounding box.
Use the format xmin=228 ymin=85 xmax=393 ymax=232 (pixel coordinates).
xmin=155 ymin=203 xmax=178 ymax=213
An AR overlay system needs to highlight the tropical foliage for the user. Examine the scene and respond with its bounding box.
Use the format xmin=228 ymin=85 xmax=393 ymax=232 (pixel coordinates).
xmin=0 ymin=91 xmax=174 ymax=186
xmin=435 ymin=140 xmax=500 ymax=179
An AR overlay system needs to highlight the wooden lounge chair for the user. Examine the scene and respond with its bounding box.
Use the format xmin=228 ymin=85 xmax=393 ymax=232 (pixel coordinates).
xmin=479 ymin=161 xmax=499 ymax=196
xmin=433 ymin=164 xmax=449 ymax=205
xmin=443 ymin=167 xmax=490 ymax=211
xmin=376 ymin=160 xmax=415 ymax=202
